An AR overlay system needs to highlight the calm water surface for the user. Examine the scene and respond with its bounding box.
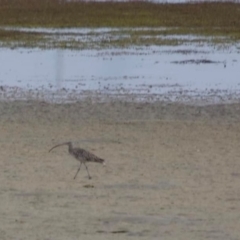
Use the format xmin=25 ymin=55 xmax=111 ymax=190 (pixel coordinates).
xmin=0 ymin=28 xmax=239 ymax=104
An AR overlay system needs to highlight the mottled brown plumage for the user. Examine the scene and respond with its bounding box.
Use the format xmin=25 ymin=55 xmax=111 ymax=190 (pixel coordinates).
xmin=49 ymin=141 xmax=105 ymax=179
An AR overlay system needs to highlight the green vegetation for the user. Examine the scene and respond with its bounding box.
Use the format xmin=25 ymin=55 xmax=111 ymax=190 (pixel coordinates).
xmin=0 ymin=0 xmax=239 ymax=49
xmin=0 ymin=0 xmax=240 ymax=29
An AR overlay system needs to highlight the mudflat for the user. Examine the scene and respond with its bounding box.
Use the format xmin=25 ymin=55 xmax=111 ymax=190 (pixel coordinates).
xmin=0 ymin=100 xmax=240 ymax=240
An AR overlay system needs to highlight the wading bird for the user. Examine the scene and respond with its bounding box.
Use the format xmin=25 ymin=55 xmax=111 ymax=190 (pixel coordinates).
xmin=49 ymin=141 xmax=105 ymax=179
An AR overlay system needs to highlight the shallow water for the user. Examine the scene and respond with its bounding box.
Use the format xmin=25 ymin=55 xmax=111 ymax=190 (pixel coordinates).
xmin=1 ymin=43 xmax=240 ymax=104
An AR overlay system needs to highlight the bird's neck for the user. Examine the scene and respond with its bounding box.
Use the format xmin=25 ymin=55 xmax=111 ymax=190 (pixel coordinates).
xmin=68 ymin=142 xmax=73 ymax=152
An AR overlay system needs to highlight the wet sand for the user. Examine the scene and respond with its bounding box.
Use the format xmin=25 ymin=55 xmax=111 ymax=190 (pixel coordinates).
xmin=0 ymin=100 xmax=240 ymax=240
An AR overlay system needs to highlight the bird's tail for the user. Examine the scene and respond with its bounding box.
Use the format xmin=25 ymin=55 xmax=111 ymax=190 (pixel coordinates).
xmin=93 ymin=157 xmax=105 ymax=165
xmin=86 ymin=151 xmax=106 ymax=165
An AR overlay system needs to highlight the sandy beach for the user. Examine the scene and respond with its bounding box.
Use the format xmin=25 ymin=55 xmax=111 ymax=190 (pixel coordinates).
xmin=0 ymin=100 xmax=240 ymax=240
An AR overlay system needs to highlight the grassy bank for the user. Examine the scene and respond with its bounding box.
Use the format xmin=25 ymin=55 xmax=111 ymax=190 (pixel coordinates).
xmin=0 ymin=1 xmax=239 ymax=29
xmin=0 ymin=0 xmax=240 ymax=48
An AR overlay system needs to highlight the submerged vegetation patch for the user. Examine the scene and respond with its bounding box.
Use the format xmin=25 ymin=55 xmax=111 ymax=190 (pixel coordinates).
xmin=0 ymin=26 xmax=237 ymax=49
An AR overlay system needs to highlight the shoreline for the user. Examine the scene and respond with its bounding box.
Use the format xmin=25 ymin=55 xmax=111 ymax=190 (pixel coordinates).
xmin=1 ymin=84 xmax=240 ymax=107
xmin=1 ymin=99 xmax=240 ymax=123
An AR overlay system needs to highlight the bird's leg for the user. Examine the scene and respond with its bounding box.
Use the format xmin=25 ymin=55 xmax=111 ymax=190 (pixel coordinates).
xmin=74 ymin=162 xmax=82 ymax=180
xmin=84 ymin=163 xmax=92 ymax=179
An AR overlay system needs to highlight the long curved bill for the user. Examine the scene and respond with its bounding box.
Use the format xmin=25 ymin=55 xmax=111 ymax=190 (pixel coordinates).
xmin=49 ymin=142 xmax=69 ymax=152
